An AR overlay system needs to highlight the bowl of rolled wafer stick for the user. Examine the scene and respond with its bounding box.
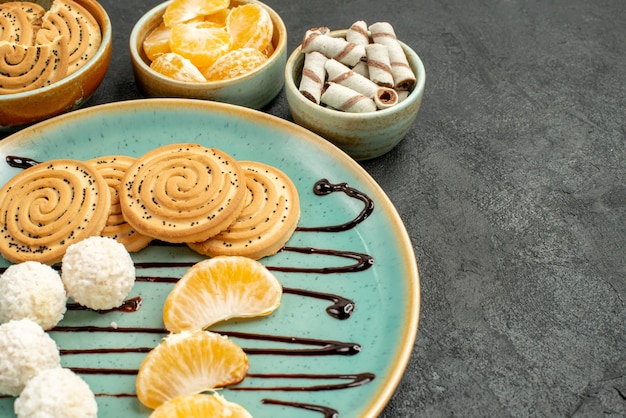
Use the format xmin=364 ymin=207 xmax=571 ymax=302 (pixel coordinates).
xmin=285 ymin=21 xmax=425 ymax=160
xmin=0 ymin=0 xmax=112 ymax=130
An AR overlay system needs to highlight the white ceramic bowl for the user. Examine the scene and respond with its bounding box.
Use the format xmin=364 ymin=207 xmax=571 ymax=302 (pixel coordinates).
xmin=285 ymin=30 xmax=426 ymax=160
xmin=0 ymin=0 xmax=112 ymax=130
xmin=129 ymin=0 xmax=287 ymax=109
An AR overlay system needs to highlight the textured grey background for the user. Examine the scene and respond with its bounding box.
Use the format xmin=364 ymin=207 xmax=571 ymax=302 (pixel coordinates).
xmin=6 ymin=0 xmax=625 ymax=416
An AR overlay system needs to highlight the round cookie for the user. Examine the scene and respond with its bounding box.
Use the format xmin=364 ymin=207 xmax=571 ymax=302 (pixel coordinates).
xmin=0 ymin=2 xmax=46 ymax=30
xmin=0 ymin=159 xmax=111 ymax=264
xmin=0 ymin=6 xmax=36 ymax=45
xmin=36 ymin=0 xmax=102 ymax=75
xmin=189 ymin=161 xmax=300 ymax=259
xmin=0 ymin=35 xmax=69 ymax=94
xmin=87 ymin=155 xmax=153 ymax=252
xmin=119 ymin=143 xmax=247 ymax=244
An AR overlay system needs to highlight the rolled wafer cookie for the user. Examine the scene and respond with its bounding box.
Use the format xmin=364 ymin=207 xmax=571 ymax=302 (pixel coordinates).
xmin=299 ymin=51 xmax=327 ymax=104
xmin=369 ymin=22 xmax=416 ymax=90
xmin=87 ymin=155 xmax=153 ymax=252
xmin=345 ymin=20 xmax=369 ymax=45
xmin=301 ymin=29 xmax=365 ymax=67
xmin=36 ymin=0 xmax=102 ymax=75
xmin=321 ymin=82 xmax=377 ymax=113
xmin=189 ymin=161 xmax=300 ymax=260
xmin=0 ymin=35 xmax=69 ymax=94
xmin=0 ymin=159 xmax=111 ymax=265
xmin=119 ymin=144 xmax=247 ymax=244
xmin=374 ymin=87 xmax=399 ymax=109
xmin=396 ymin=89 xmax=410 ymax=102
xmin=365 ymin=43 xmax=394 ymax=88
xmin=351 ymin=59 xmax=369 ymax=78
xmin=325 ymin=58 xmax=398 ymax=109
xmin=325 ymin=58 xmax=379 ymax=98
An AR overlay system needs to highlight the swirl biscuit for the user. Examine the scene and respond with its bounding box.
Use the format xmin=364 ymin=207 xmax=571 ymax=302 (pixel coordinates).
xmin=189 ymin=161 xmax=300 ymax=260
xmin=120 ymin=144 xmax=247 ymax=244
xmin=0 ymin=159 xmax=111 ymax=265
xmin=87 ymin=155 xmax=153 ymax=252
xmin=36 ymin=0 xmax=102 ymax=75
xmin=0 ymin=35 xmax=69 ymax=94
xmin=0 ymin=6 xmax=34 ymax=45
xmin=1 ymin=2 xmax=46 ymax=38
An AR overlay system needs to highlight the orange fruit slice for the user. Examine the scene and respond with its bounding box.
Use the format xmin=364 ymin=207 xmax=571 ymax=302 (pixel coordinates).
xmin=202 ymin=48 xmax=268 ymax=81
xmin=136 ymin=330 xmax=248 ymax=410
xmin=150 ymin=52 xmax=206 ymax=82
xmin=163 ymin=0 xmax=229 ymax=27
xmin=150 ymin=393 xmax=252 ymax=418
xmin=169 ymin=21 xmax=230 ymax=67
xmin=143 ymin=21 xmax=172 ymax=61
xmin=163 ymin=256 xmax=282 ymax=333
xmin=226 ymin=4 xmax=273 ymax=51
xmin=204 ymin=8 xmax=228 ymax=26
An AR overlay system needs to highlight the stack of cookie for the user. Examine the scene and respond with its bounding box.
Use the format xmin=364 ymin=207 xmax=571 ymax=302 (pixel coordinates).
xmin=0 ymin=144 xmax=300 ymax=264
xmin=0 ymin=0 xmax=102 ymax=94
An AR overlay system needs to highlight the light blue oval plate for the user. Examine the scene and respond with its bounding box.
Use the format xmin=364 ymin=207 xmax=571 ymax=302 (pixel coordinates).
xmin=0 ymin=99 xmax=420 ymax=417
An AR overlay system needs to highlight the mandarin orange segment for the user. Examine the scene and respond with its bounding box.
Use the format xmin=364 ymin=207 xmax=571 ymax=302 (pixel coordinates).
xmin=163 ymin=0 xmax=230 ymax=27
xmin=163 ymin=256 xmax=282 ymax=333
xmin=202 ymin=48 xmax=268 ymax=81
xmin=150 ymin=52 xmax=206 ymax=82
xmin=226 ymin=3 xmax=273 ymax=51
xmin=169 ymin=21 xmax=230 ymax=67
xmin=149 ymin=393 xmax=252 ymax=418
xmin=204 ymin=8 xmax=228 ymax=26
xmin=143 ymin=21 xmax=172 ymax=61
xmin=136 ymin=330 xmax=249 ymax=410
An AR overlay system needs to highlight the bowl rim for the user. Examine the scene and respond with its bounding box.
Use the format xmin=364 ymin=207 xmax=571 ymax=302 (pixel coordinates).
xmin=0 ymin=0 xmax=112 ymax=100
xmin=129 ymin=0 xmax=287 ymax=88
xmin=285 ymin=29 xmax=426 ymax=118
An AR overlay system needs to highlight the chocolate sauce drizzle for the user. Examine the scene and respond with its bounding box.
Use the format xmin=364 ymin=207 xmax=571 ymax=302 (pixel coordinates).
xmin=296 ymin=179 xmax=375 ymax=233
xmin=66 ymin=297 xmax=143 ymax=314
xmin=54 ymin=326 xmax=361 ymax=357
xmin=275 ymin=247 xmax=374 ymax=274
xmin=6 ymin=155 xmax=38 ymax=169
xmin=2 ymin=159 xmax=379 ymax=416
xmin=233 ymin=372 xmax=375 ymax=392
xmin=262 ymin=399 xmax=339 ymax=418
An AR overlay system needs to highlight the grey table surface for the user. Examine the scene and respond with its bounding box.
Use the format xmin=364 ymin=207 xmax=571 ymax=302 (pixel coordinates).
xmin=5 ymin=0 xmax=626 ymax=416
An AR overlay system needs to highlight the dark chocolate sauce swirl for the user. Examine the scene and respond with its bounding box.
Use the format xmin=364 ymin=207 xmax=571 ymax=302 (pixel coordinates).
xmin=283 ymin=287 xmax=354 ymax=320
xmin=296 ymin=179 xmax=375 ymax=232
xmin=233 ymin=372 xmax=375 ymax=392
xmin=66 ymin=296 xmax=142 ymax=314
xmin=262 ymin=399 xmax=338 ymax=418
xmin=6 ymin=155 xmax=39 ymax=169
xmin=52 ymin=326 xmax=361 ymax=357
xmin=274 ymin=247 xmax=374 ymax=274
xmin=131 ymin=245 xmax=375 ymax=275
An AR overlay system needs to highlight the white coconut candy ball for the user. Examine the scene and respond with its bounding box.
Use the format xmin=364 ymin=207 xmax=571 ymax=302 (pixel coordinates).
xmin=0 ymin=261 xmax=67 ymax=330
xmin=14 ymin=367 xmax=97 ymax=418
xmin=0 ymin=318 xmax=60 ymax=396
xmin=61 ymin=236 xmax=136 ymax=310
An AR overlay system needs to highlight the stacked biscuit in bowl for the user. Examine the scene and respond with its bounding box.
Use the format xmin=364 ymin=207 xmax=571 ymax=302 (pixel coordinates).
xmin=0 ymin=0 xmax=111 ymax=129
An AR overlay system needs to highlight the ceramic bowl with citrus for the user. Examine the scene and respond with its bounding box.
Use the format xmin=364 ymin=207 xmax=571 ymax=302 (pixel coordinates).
xmin=0 ymin=0 xmax=112 ymax=130
xmin=129 ymin=0 xmax=287 ymax=109
xmin=285 ymin=28 xmax=426 ymax=161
